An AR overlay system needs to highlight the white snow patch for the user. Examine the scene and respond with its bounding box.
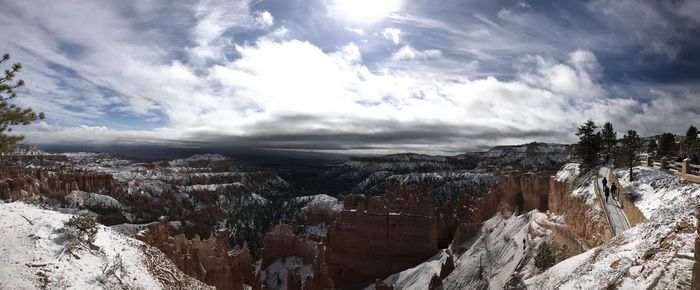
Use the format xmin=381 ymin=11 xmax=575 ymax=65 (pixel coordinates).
xmin=0 ymin=202 xmax=162 ymax=290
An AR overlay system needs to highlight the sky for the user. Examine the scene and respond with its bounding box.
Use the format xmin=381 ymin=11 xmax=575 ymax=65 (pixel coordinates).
xmin=1 ymin=0 xmax=699 ymax=154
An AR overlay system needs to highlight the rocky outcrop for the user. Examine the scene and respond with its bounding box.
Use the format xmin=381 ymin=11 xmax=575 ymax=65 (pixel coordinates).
xmin=428 ymin=274 xmax=442 ymax=290
xmin=136 ymin=217 xmax=253 ymax=290
xmin=305 ymin=244 xmax=334 ymax=290
xmin=439 ymin=254 xmax=455 ymax=279
xmin=287 ymin=267 xmax=303 ymax=290
xmin=260 ymin=224 xmax=318 ymax=270
xmin=548 ymin=173 xmax=612 ymax=248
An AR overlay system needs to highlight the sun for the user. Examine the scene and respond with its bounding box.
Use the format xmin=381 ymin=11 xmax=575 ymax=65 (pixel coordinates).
xmin=332 ymin=0 xmax=402 ymax=23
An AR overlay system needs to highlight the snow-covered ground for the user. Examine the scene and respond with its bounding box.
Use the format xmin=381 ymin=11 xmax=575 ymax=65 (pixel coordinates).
xmin=295 ymin=194 xmax=344 ymax=212
xmin=366 ymin=211 xmax=553 ymax=290
xmin=527 ymin=166 xmax=698 ymax=289
xmin=260 ymin=257 xmax=312 ymax=290
xmin=0 ymin=202 xmax=211 ymax=290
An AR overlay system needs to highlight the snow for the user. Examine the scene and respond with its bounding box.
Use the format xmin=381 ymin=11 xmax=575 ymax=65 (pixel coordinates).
xmin=0 ymin=202 xmax=162 ymax=290
xmin=65 ymin=191 xmax=123 ymax=210
xmin=526 ymin=165 xmax=699 ymax=289
xmin=615 ymin=166 xmax=700 ymax=219
xmin=305 ymin=223 xmax=329 ymax=238
xmin=169 ymin=154 xmax=228 ymax=167
xmin=369 ymin=211 xmax=552 ymax=290
xmin=555 ymin=163 xmax=580 ymax=182
xmin=296 ymin=194 xmax=344 ymax=212
xmin=260 ymin=257 xmax=312 ymax=290
xmin=364 ymin=250 xmax=449 ymax=290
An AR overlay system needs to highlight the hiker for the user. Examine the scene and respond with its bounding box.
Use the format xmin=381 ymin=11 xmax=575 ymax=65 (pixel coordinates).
xmin=602 ymin=176 xmax=607 ymax=188
xmin=604 ymin=185 xmax=610 ymax=202
xmin=611 ymin=183 xmax=617 ymax=200
xmin=604 ymin=153 xmax=610 ymax=165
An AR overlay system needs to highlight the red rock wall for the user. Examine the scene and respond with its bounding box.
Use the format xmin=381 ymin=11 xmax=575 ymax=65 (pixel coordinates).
xmin=326 ymin=183 xmax=439 ymax=289
xmin=0 ymin=167 xmax=118 ymax=201
xmin=260 ymin=224 xmax=318 ymax=270
xmin=137 ymin=217 xmax=253 ymax=290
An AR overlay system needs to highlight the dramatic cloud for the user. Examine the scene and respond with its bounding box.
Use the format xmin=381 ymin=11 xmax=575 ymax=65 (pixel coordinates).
xmin=0 ymin=0 xmax=698 ymax=153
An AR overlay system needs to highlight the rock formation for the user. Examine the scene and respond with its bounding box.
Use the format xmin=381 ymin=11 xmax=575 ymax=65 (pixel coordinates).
xmin=439 ymin=254 xmax=455 ymax=279
xmin=304 ymin=244 xmax=334 ymax=290
xmin=548 ymin=172 xmax=612 ymax=248
xmin=136 ymin=217 xmax=253 ymax=290
xmin=287 ymin=267 xmax=303 ymax=290
xmin=260 ymin=224 xmax=319 ymax=270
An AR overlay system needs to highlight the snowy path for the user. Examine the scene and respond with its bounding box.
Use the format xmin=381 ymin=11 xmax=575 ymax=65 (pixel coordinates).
xmin=597 ymin=167 xmax=630 ymax=235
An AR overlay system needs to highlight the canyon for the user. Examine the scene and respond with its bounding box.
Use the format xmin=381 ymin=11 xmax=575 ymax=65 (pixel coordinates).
xmin=1 ymin=142 xmax=696 ymax=289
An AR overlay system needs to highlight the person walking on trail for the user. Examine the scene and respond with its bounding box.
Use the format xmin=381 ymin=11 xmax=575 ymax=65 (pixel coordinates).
xmin=604 ymin=185 xmax=610 ymax=202
xmin=602 ymin=176 xmax=608 ymax=188
xmin=611 ymin=183 xmax=617 ymax=200
xmin=604 ymin=153 xmax=610 ymax=165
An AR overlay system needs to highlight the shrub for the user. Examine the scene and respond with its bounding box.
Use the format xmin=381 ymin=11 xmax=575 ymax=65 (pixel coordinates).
xmin=556 ymin=244 xmax=570 ymax=263
xmin=62 ymin=211 xmax=98 ymax=254
xmin=534 ymin=242 xmax=556 ymax=270
xmin=504 ymin=273 xmax=526 ymax=290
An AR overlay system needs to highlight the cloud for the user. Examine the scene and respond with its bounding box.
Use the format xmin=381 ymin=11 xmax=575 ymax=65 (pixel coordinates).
xmin=2 ymin=0 xmax=699 ymax=153
xmin=391 ymin=45 xmax=442 ymax=61
xmin=382 ymin=27 xmax=401 ymax=44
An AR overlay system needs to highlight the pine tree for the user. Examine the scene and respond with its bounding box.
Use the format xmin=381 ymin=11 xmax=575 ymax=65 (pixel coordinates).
xmin=657 ymin=133 xmax=677 ymax=158
xmin=646 ymin=139 xmax=657 ymax=156
xmin=534 ymin=242 xmax=556 ymax=270
xmin=575 ymin=120 xmax=602 ymax=171
xmin=0 ymin=53 xmax=45 ymax=154
xmin=618 ymin=130 xmax=642 ymax=181
xmin=682 ymin=125 xmax=698 ymax=156
xmin=601 ymin=122 xmax=617 ymax=153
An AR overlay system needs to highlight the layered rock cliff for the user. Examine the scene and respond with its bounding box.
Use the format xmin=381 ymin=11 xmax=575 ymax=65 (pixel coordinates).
xmin=326 ymin=182 xmax=440 ymax=289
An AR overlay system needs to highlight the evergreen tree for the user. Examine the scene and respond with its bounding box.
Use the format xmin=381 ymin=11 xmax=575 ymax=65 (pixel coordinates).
xmin=575 ymin=120 xmax=602 ymax=171
xmin=0 ymin=53 xmax=45 ymax=154
xmin=657 ymin=133 xmax=677 ymax=158
xmin=601 ymin=122 xmax=617 ymax=153
xmin=646 ymin=139 xmax=657 ymax=156
xmin=534 ymin=242 xmax=556 ymax=270
xmin=682 ymin=125 xmax=698 ymax=156
xmin=618 ymin=130 xmax=642 ymax=181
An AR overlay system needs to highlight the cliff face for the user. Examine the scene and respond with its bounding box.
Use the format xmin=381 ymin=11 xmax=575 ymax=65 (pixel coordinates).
xmin=136 ymin=217 xmax=253 ymax=290
xmin=548 ymin=171 xmax=612 ymax=248
xmin=326 ymin=183 xmax=439 ymax=289
xmin=0 ymin=167 xmax=118 ymax=201
xmin=492 ymin=172 xmax=551 ymax=215
xmin=260 ymin=224 xmax=318 ymax=270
